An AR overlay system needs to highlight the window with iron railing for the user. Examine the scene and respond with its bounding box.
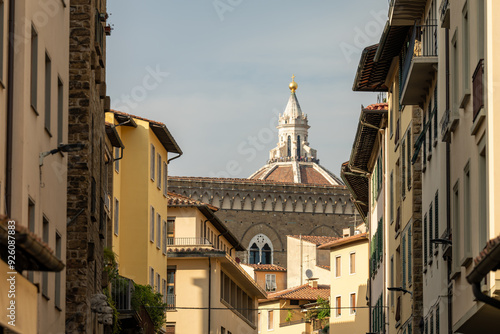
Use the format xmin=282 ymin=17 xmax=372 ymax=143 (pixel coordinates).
xmin=472 ymin=59 xmax=484 ymax=122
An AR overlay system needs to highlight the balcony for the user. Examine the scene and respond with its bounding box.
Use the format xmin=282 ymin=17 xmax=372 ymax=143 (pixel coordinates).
xmin=389 ymin=0 xmax=428 ymax=26
xmin=166 ymin=294 xmax=176 ymax=310
xmin=400 ymin=24 xmax=438 ymax=106
xmin=440 ymin=0 xmax=450 ymax=28
xmin=440 ymin=108 xmax=459 ymax=142
xmin=110 ymin=276 xmax=135 ymax=311
xmin=167 ymin=237 xmax=212 ymax=247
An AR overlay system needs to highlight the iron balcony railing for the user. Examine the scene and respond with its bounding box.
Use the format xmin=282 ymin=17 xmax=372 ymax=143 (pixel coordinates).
xmin=166 ymin=294 xmax=176 ymax=310
xmin=167 ymin=237 xmax=212 ymax=246
xmin=111 ymin=276 xmax=135 ymax=311
xmin=400 ymin=24 xmax=438 ymax=96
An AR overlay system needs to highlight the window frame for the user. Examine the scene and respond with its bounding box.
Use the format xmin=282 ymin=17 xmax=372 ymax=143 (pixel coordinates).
xmin=335 ymin=255 xmax=341 ymax=278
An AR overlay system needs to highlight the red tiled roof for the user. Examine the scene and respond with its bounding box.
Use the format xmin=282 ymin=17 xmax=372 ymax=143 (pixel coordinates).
xmin=317 ymin=233 xmax=368 ymax=250
xmin=316 ymin=265 xmax=330 ymax=271
xmin=112 ymin=109 xmax=166 ymax=127
xmin=467 ymin=235 xmax=500 ymax=284
xmin=167 ymin=192 xmax=218 ymax=211
xmin=287 ymin=235 xmax=339 ymax=246
xmin=474 ymin=235 xmax=500 ymax=267
xmin=364 ymin=103 xmax=388 ymax=111
xmin=243 ymin=264 xmax=286 ymax=272
xmin=265 ymin=166 xmax=294 ymax=183
xmin=300 ymin=165 xmax=331 ymax=185
xmin=267 ymin=283 xmax=330 ymax=301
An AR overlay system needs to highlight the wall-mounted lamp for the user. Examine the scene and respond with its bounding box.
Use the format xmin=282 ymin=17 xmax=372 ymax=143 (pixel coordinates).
xmin=39 ymin=143 xmax=85 ymax=166
xmin=387 ymin=287 xmax=413 ymax=297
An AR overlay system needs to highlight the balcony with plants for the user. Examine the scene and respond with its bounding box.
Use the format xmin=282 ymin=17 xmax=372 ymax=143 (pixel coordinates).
xmin=400 ymin=24 xmax=438 ymax=106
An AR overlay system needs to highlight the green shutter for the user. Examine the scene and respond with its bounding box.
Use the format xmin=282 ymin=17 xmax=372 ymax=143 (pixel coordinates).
xmin=429 ymin=205 xmax=433 ymax=257
xmin=402 ymin=235 xmax=406 ymax=289
xmin=408 ymin=227 xmax=412 ymax=283
xmin=435 ymin=191 xmax=439 ymax=246
xmin=424 ymin=215 xmax=428 ymax=265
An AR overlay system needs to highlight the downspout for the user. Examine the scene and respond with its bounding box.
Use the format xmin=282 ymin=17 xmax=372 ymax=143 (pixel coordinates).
xmin=445 ymin=27 xmax=452 ymax=334
xmin=471 ymin=283 xmax=500 ymax=309
xmin=5 ymin=0 xmax=16 ymax=216
xmin=167 ymin=152 xmax=182 ymax=164
xmin=208 ymin=258 xmax=211 ymax=334
xmin=216 ymin=230 xmax=230 ymax=250
xmin=203 ymin=219 xmax=209 ymax=240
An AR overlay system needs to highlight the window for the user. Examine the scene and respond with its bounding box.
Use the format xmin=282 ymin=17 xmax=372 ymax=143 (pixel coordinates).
xmin=57 ymin=78 xmax=63 ymax=144
xmin=335 ymin=256 xmax=341 ymax=277
xmin=479 ymin=140 xmax=487 ymax=248
xmin=167 ymin=218 xmax=175 ymax=244
xmin=287 ymin=136 xmax=291 ymax=157
xmin=156 ymin=213 xmax=161 ymax=248
xmin=42 ymin=217 xmax=49 ymax=298
xmin=424 ymin=214 xmax=428 ymax=266
xmin=221 ymin=271 xmax=255 ymax=324
xmin=162 ymin=220 xmax=167 ymax=254
xmin=433 ymin=85 xmax=438 ymax=140
xmin=0 ymin=0 xmax=4 ymax=82
xmin=114 ymin=147 xmax=120 ymax=172
xmin=452 ymin=181 xmax=460 ymax=273
xmin=258 ymin=312 xmax=261 ymax=333
xmin=463 ymin=5 xmax=470 ymax=92
xmin=150 ymin=144 xmax=155 ymax=180
xmin=336 ymin=296 xmax=341 ymax=317
xmin=265 ymin=274 xmax=276 ymax=292
xmin=390 ymin=256 xmax=394 ymax=306
xmin=390 ymin=171 xmax=394 ymax=223
xmin=156 ymin=273 xmax=160 ymax=292
xmin=27 ymin=199 xmax=35 ymax=282
xmin=162 ymin=279 xmax=167 ymax=303
xmin=435 ymin=191 xmax=439 ymax=250
xmin=248 ymin=234 xmax=273 ymax=264
xmin=221 ymin=327 xmax=226 ymax=334
xmin=55 ymin=232 xmax=61 ymax=309
xmin=428 ymin=103 xmax=432 ymax=153
xmin=114 ymin=198 xmax=119 ymax=236
xmin=477 ymin=0 xmax=485 ymax=59
xmin=429 ymin=204 xmax=433 ymax=259
xmin=157 ymin=153 xmax=162 ymax=189
xmin=350 ymin=293 xmax=356 ymax=314
xmin=149 ymin=267 xmax=154 ymax=287
xmin=423 ymin=112 xmax=427 ymax=168
xmin=166 ymin=324 xmax=175 ymax=334
xmin=436 ymin=305 xmax=440 ymax=333
xmin=44 ymin=53 xmax=51 ymax=134
xmin=31 ymin=25 xmax=38 ymax=111
xmin=167 ymin=268 xmax=175 ymax=309
xmin=268 ymin=310 xmax=274 ymax=330
xmin=150 ymin=206 xmax=155 ymax=242
xmin=350 ymin=252 xmax=356 ymax=274
xmin=163 ymin=161 xmax=168 ymax=196
xmin=408 ymin=226 xmax=412 ymax=284
xmin=402 ymin=233 xmax=406 ymax=289
xmin=402 ymin=138 xmax=406 ymax=197
xmin=463 ymin=162 xmax=472 ymax=262
xmin=407 ymin=130 xmax=411 ymax=189
xmin=452 ymin=34 xmax=459 ymax=109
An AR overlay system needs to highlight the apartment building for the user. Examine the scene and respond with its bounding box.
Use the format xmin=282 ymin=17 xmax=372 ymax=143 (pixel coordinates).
xmin=318 ymin=232 xmax=369 ymax=334
xmin=241 ymin=263 xmax=287 ymax=293
xmin=341 ymin=103 xmax=388 ymax=333
xmin=0 ymin=0 xmax=69 ymax=332
xmin=166 ymin=192 xmax=265 ymax=334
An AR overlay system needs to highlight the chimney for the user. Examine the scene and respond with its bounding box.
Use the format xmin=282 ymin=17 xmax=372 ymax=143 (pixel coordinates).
xmin=308 ymin=278 xmax=318 ymax=289
xmin=343 ymin=228 xmax=350 ymax=238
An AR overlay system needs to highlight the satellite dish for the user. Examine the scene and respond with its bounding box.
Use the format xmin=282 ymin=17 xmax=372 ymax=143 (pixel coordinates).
xmin=305 ymin=269 xmax=313 ymax=279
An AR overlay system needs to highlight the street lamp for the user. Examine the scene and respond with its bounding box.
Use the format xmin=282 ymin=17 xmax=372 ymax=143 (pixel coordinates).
xmin=387 ymin=287 xmax=413 ymax=297
xmin=39 ymin=143 xmax=85 ymax=166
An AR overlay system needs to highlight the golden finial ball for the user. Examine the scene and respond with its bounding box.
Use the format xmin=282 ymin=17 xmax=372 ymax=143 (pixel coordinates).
xmin=289 ymin=81 xmax=298 ymax=92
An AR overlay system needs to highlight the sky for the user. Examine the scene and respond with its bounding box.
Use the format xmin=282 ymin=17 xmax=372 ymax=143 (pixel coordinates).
xmin=107 ymin=0 xmax=389 ymax=179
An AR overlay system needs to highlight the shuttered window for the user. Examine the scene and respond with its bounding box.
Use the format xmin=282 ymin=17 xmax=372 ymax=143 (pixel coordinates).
xmin=424 ymin=214 xmax=428 ymax=266
xmin=429 ymin=205 xmax=433 ymax=258
xmin=435 ymin=191 xmax=439 ymax=250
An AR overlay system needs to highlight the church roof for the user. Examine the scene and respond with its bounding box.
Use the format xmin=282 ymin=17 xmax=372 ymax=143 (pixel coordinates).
xmin=249 ymin=161 xmax=344 ymax=186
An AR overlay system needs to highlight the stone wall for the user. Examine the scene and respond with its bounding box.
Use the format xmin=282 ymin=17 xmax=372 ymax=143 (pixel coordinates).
xmin=168 ymin=177 xmax=357 ymax=267
xmin=66 ymin=0 xmax=110 ymax=332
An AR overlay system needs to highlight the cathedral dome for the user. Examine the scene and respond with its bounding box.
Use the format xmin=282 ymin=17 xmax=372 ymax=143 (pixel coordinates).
xmin=248 ymin=76 xmax=343 ymax=186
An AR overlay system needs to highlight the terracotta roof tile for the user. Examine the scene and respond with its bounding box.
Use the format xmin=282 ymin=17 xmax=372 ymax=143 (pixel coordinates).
xmin=244 ymin=264 xmax=286 ymax=272
xmin=167 ymin=247 xmax=224 ymax=253
xmin=167 ymin=192 xmax=218 ymax=211
xmin=265 ymin=166 xmax=294 ymax=183
xmin=364 ymin=103 xmax=388 ymax=110
xmin=300 ymin=165 xmax=331 ymax=185
xmin=318 ymin=233 xmax=368 ymax=250
xmin=474 ymin=235 xmax=500 ymax=267
xmin=316 ymin=265 xmax=330 ymax=271
xmin=112 ymin=109 xmax=166 ymax=127
xmin=287 ymin=235 xmax=339 ymax=246
xmin=267 ymin=283 xmax=330 ymax=301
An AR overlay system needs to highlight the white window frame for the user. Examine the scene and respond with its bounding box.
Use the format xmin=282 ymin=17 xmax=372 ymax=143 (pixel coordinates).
xmin=265 ymin=274 xmax=276 ymax=292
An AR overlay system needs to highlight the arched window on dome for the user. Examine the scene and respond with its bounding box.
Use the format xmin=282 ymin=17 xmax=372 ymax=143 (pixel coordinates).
xmin=297 ymin=135 xmax=301 ymax=157
xmin=249 ymin=243 xmax=259 ymax=264
xmin=287 ymin=136 xmax=291 ymax=157
xmin=248 ymin=234 xmax=274 ymax=264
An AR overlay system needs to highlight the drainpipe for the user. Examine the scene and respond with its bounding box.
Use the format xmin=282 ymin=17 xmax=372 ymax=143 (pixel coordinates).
xmin=5 ymin=0 xmax=16 ymax=216
xmin=203 ymin=219 xmax=209 ymax=241
xmin=445 ymin=26 xmax=453 ymax=334
xmin=167 ymin=152 xmax=182 ymax=164
xmin=208 ymin=258 xmax=211 ymax=334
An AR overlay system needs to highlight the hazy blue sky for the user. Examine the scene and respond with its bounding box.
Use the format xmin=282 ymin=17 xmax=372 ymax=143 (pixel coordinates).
xmin=107 ymin=0 xmax=389 ymax=178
